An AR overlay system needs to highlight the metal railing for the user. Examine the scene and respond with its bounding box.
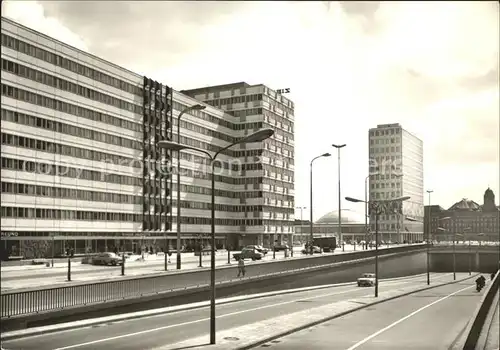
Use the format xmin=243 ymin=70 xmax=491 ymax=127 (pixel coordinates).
xmin=1 ymin=244 xmax=425 ymax=319
xmin=462 ymin=269 xmax=500 ymax=349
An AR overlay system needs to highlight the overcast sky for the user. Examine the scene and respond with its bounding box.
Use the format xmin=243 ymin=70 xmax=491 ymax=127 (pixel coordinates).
xmin=3 ymin=1 xmax=499 ymax=220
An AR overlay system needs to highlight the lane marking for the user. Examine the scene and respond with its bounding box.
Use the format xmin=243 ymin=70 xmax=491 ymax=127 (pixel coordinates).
xmin=345 ymin=283 xmax=475 ymax=350
xmin=50 ymin=277 xmax=433 ymax=350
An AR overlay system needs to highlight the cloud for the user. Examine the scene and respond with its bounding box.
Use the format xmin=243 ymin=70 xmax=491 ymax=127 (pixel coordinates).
xmin=2 ymin=1 xmax=499 ymax=218
xmin=1 ymin=0 xmax=88 ymax=51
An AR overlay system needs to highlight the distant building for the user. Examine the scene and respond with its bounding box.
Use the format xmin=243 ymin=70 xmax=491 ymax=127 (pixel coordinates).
xmin=294 ymin=209 xmax=367 ymax=243
xmin=424 ymin=188 xmax=500 ymax=241
xmin=368 ymin=123 xmax=424 ymax=243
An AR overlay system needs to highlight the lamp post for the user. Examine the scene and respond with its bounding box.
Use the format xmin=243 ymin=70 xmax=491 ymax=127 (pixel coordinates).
xmin=310 ymin=153 xmax=332 ymax=254
xmin=346 ymin=195 xmax=410 ymax=297
xmin=332 ymin=144 xmax=346 ymax=249
xmin=176 ymin=104 xmax=206 ymax=270
xmin=426 ymin=189 xmax=433 ymax=285
xmin=158 ymin=128 xmax=274 ymax=345
xmin=296 ymin=206 xmax=306 ymax=244
xmin=463 ymin=227 xmax=472 ymax=275
xmin=393 ymin=174 xmax=404 ymax=246
xmin=364 ymin=175 xmax=370 ymax=249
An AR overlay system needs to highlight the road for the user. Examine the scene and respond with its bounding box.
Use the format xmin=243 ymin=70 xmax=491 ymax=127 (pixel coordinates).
xmin=1 ymin=273 xmax=453 ymax=350
xmin=261 ymin=276 xmax=484 ymax=350
xmin=0 ymin=246 xmax=364 ymax=290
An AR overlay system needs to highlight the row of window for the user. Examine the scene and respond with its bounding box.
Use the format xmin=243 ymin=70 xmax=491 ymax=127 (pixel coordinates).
xmin=1 ymin=33 xmax=143 ymax=96
xmin=263 ymin=164 xmax=294 ymax=180
xmin=264 ymin=131 xmax=294 ymax=154
xmin=173 ymin=134 xmax=263 ymax=161
xmin=172 ymin=183 xmax=263 ymax=199
xmin=172 ymin=101 xmax=234 ymax=130
xmin=0 ymin=180 xmax=272 ymax=213
xmin=179 ymin=166 xmax=263 ymax=186
xmin=178 ymin=201 xmax=263 ymax=213
xmin=0 ymin=156 xmax=273 ymax=192
xmin=1 ymin=157 xmax=142 ymax=187
xmin=173 ymin=217 xmax=264 ymax=226
xmin=1 ymin=109 xmax=141 ymax=150
xmin=262 ymin=220 xmax=294 ymax=227
xmin=1 ymin=182 xmax=142 ymax=204
xmin=262 ymin=95 xmax=294 ymax=123
xmin=1 ymin=207 xmax=141 ymax=222
xmin=230 ymin=108 xmax=263 ymax=121
xmin=2 ymin=84 xmax=142 ymax=132
xmin=1 ymin=133 xmax=138 ymax=168
xmin=1 ymin=59 xmax=142 ymax=114
xmin=370 ymin=127 xmax=401 ymax=137
xmin=0 ymin=206 xmax=268 ymax=227
xmin=370 ymin=146 xmax=401 ymax=154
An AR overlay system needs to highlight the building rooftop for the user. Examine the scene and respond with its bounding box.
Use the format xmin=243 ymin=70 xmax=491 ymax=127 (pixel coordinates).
xmin=180 ymin=82 xmax=251 ymax=95
xmin=316 ymin=209 xmax=365 ymax=225
xmin=448 ymin=198 xmax=482 ymax=211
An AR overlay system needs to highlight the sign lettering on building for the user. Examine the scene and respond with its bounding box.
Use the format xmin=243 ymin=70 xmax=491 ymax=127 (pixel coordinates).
xmin=277 ymin=88 xmax=290 ymax=94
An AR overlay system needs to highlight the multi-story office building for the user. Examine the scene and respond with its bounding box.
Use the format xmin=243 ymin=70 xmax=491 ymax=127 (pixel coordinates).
xmin=182 ymin=83 xmax=295 ymax=248
xmin=0 ymin=17 xmax=295 ymax=259
xmin=368 ymin=123 xmax=424 ymax=243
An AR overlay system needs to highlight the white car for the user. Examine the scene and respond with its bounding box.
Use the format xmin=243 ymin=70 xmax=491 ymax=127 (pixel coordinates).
xmin=357 ymin=273 xmax=376 ymax=287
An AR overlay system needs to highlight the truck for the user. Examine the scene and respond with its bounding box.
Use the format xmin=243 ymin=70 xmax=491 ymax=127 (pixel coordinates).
xmin=312 ymin=237 xmax=337 ymax=252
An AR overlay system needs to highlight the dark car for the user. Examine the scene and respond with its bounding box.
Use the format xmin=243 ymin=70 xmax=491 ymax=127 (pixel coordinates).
xmin=233 ymin=248 xmax=264 ymax=261
xmin=273 ymin=244 xmax=290 ymax=251
xmin=92 ymin=252 xmax=123 ymax=266
xmin=245 ymin=245 xmax=269 ymax=255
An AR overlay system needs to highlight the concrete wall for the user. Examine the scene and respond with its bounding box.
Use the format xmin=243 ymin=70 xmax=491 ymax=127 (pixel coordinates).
xmin=430 ymin=252 xmax=499 ymax=273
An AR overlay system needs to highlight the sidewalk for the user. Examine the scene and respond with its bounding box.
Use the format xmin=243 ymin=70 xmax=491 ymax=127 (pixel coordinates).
xmin=153 ymin=273 xmax=473 ymax=350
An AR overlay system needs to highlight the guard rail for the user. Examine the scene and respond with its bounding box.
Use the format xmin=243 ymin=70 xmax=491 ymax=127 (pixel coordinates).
xmin=0 ymin=244 xmax=424 ymax=319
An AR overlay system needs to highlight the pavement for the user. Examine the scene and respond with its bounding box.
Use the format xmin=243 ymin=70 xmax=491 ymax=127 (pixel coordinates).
xmin=0 ymin=245 xmax=367 ymax=291
xmin=0 ymin=273 xmax=469 ymax=350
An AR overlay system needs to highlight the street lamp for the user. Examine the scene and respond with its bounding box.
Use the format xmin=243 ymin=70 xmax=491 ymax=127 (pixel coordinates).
xmin=364 ymin=175 xmax=370 ymax=249
xmin=310 ymin=153 xmax=332 ymax=254
xmin=158 ymin=128 xmax=274 ymax=345
xmin=296 ymin=206 xmax=307 ymax=244
xmin=332 ymin=144 xmax=346 ymax=250
xmin=426 ymin=190 xmax=433 ymax=284
xmin=392 ymin=174 xmax=404 ymax=246
xmin=346 ymin=195 xmax=410 ymax=297
xmin=176 ymin=104 xmax=206 ymax=270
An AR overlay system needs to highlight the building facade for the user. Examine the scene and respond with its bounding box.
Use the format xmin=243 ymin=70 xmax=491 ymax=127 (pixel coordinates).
xmin=0 ymin=18 xmax=295 ymax=259
xmin=368 ymin=123 xmax=424 ymax=243
xmin=182 ymin=83 xmax=295 ymax=248
xmin=424 ymin=188 xmax=500 ymax=242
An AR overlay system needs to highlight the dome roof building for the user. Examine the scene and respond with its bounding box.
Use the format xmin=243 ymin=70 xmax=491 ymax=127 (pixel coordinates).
xmin=316 ymin=209 xmax=366 ymax=225
xmin=448 ymin=198 xmax=481 ymax=211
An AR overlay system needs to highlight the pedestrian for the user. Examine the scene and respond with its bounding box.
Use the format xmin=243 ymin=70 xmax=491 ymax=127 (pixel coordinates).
xmin=237 ymin=257 xmax=246 ymax=277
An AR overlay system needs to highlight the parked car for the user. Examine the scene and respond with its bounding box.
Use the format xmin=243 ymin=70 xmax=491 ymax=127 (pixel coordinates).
xmin=92 ymin=252 xmax=123 ymax=266
xmin=233 ymin=248 xmax=264 ymax=261
xmin=357 ymin=273 xmax=376 ymax=287
xmin=245 ymin=245 xmax=269 ymax=255
xmin=274 ymin=244 xmax=290 ymax=251
xmin=302 ymin=245 xmax=322 ymax=254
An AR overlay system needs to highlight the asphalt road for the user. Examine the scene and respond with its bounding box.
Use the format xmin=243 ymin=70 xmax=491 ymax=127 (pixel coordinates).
xmin=262 ymin=276 xmax=484 ymax=350
xmin=1 ymin=274 xmax=443 ymax=350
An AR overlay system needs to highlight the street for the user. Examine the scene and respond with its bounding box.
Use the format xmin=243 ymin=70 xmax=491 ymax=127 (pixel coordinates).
xmin=2 ymin=273 xmax=454 ymax=350
xmin=260 ymin=275 xmax=485 ymax=350
xmin=1 ymin=246 xmax=365 ymax=290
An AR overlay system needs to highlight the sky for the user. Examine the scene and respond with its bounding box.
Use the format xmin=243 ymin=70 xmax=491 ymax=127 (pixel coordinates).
xmin=2 ymin=1 xmax=499 ymax=221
